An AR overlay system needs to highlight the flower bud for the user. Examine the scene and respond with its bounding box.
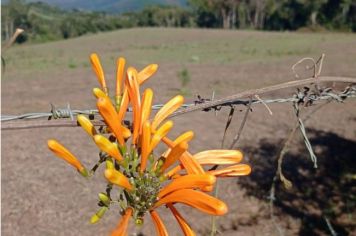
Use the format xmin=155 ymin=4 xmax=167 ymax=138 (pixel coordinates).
xmin=98 ymin=192 xmax=110 ymax=207
xmin=90 ymin=207 xmax=108 ymax=224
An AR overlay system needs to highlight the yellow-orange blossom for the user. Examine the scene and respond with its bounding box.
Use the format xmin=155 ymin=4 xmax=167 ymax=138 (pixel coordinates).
xmin=48 ymin=53 xmax=251 ymax=236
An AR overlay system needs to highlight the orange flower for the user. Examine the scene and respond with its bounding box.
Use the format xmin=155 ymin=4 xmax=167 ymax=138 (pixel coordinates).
xmin=90 ymin=53 xmax=107 ymax=94
xmin=111 ymin=208 xmax=132 ymax=236
xmin=104 ymin=168 xmax=133 ymax=191
xmin=165 ymin=149 xmax=247 ymax=178
xmin=117 ymin=89 xmax=130 ymax=122
xmin=116 ymin=57 xmax=126 ymax=97
xmin=140 ymin=120 xmax=151 ymax=172
xmin=160 ymin=141 xmax=188 ymax=172
xmin=161 ymin=136 xmax=204 ymax=175
xmin=208 ymin=164 xmax=252 ymax=177
xmin=47 ymin=139 xmax=88 ymax=177
xmin=158 ymin=174 xmax=215 ymax=198
xmin=150 ymin=121 xmax=173 ymax=152
xmin=77 ymin=114 xmax=97 ymax=137
xmin=126 ymin=67 xmax=141 ymax=145
xmin=155 ymin=189 xmax=227 ymax=216
xmin=138 ymin=63 xmax=158 ymax=84
xmin=48 ymin=54 xmax=251 ymax=236
xmin=173 ymin=131 xmax=194 ymax=145
xmin=93 ymin=134 xmax=123 ymax=161
xmin=167 ymin=204 xmax=195 ymax=236
xmin=140 ymin=88 xmax=153 ymax=133
xmin=97 ymin=96 xmax=129 ymax=145
xmin=150 ymin=210 xmax=168 ymax=236
xmin=193 ymin=150 xmax=243 ymax=165
xmin=117 ymin=63 xmax=157 ymax=124
xmin=151 ymin=95 xmax=184 ymax=131
xmin=92 ymin=87 xmax=107 ymax=99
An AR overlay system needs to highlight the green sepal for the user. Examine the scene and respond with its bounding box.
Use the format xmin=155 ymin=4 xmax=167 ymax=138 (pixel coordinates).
xmin=148 ymin=154 xmax=154 ymax=164
xmin=79 ymin=168 xmax=89 ymax=177
xmin=119 ymin=145 xmax=127 ymax=156
xmin=155 ymin=159 xmax=164 ymax=174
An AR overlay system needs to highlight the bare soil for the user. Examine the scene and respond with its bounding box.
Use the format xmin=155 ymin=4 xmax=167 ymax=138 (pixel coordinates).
xmin=2 ymin=28 xmax=356 ymax=236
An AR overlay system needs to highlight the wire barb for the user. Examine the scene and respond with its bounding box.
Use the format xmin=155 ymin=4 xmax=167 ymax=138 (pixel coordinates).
xmin=49 ymin=103 xmax=74 ymax=120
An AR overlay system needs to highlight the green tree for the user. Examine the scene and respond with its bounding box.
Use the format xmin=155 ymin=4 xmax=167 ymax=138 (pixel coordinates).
xmin=1 ymin=0 xmax=29 ymax=42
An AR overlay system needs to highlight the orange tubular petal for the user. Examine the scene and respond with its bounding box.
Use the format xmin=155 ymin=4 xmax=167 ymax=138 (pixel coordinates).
xmin=193 ymin=150 xmax=243 ymax=165
xmin=162 ymin=136 xmax=204 ymax=175
xmin=90 ymin=53 xmax=107 ymax=94
xmin=140 ymin=121 xmax=151 ymax=172
xmin=93 ymin=87 xmax=107 ymax=99
xmin=138 ymin=64 xmax=158 ymax=84
xmin=111 ymin=208 xmax=132 ymax=236
xmin=161 ymin=141 xmax=188 ymax=172
xmin=47 ymin=139 xmax=84 ymax=171
xmin=150 ymin=210 xmax=168 ymax=236
xmin=121 ymin=126 xmax=132 ymax=139
xmin=104 ymin=169 xmax=133 ymax=191
xmin=140 ymin=88 xmax=153 ymax=133
xmin=161 ymin=131 xmax=194 ymax=159
xmin=162 ymin=136 xmax=174 ymax=148
xmin=167 ymin=204 xmax=196 ymax=236
xmin=117 ymin=88 xmax=129 ymax=122
xmin=97 ymin=97 xmax=125 ymax=145
xmin=202 ymin=185 xmax=214 ymax=192
xmin=165 ymin=165 xmax=183 ymax=178
xmin=208 ymin=164 xmax=251 ymax=177
xmin=158 ymin=174 xmax=216 ymax=198
xmin=171 ymin=173 xmax=182 ymax=179
xmin=77 ymin=115 xmax=97 ymax=137
xmin=118 ymin=64 xmax=154 ymax=122
xmin=155 ymin=189 xmax=227 ymax=216
xmin=173 ymin=131 xmax=194 ymax=145
xmin=179 ymin=152 xmax=205 ymax=175
xmin=93 ymin=135 xmax=123 ymax=161
xmin=150 ymin=121 xmax=173 ymax=152
xmin=116 ymin=57 xmax=126 ymax=97
xmin=151 ymin=95 xmax=184 ymax=131
xmin=126 ymin=67 xmax=141 ymax=145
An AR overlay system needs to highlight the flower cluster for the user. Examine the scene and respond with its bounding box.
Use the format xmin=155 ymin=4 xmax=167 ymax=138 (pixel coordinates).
xmin=48 ymin=53 xmax=251 ymax=235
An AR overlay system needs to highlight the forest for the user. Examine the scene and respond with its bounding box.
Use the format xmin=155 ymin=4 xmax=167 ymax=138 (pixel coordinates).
xmin=2 ymin=0 xmax=356 ymax=43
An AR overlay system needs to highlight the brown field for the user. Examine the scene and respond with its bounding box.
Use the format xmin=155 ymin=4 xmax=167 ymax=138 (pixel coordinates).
xmin=2 ymin=28 xmax=356 ymax=235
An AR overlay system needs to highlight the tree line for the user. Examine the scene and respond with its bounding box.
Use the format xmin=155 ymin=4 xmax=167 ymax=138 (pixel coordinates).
xmin=2 ymin=0 xmax=355 ymax=44
xmin=191 ymin=0 xmax=355 ymax=31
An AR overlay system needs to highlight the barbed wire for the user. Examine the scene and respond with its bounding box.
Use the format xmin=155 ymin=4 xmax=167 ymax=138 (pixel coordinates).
xmin=1 ymin=76 xmax=355 ymax=130
xmin=2 ymin=82 xmax=356 ymax=122
xmin=0 ymin=104 xmax=191 ymax=122
xmin=170 ymin=76 xmax=356 ymax=117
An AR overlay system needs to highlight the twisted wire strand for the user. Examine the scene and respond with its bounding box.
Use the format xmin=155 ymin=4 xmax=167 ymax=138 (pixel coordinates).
xmin=1 ymin=90 xmax=355 ymax=122
xmin=1 ymin=76 xmax=355 ymax=131
xmin=0 ymin=104 xmax=191 ymax=121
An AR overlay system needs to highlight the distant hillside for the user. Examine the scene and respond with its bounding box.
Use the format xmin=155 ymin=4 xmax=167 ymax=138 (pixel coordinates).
xmin=25 ymin=0 xmax=187 ymax=13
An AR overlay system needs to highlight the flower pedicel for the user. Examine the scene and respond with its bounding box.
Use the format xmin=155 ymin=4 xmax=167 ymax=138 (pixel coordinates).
xmin=48 ymin=53 xmax=251 ymax=235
